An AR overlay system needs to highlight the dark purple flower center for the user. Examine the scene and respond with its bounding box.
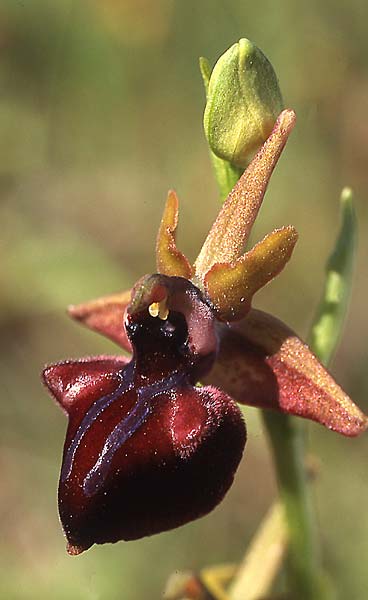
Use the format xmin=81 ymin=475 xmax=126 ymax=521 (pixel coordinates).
xmin=126 ymin=274 xmax=219 ymax=382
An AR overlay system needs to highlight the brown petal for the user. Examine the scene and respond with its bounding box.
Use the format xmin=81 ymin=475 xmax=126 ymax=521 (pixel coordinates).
xmin=205 ymin=309 xmax=367 ymax=437
xmin=204 ymin=226 xmax=298 ymax=321
xmin=156 ymin=190 xmax=194 ymax=279
xmin=68 ymin=290 xmax=132 ymax=352
xmin=195 ymin=109 xmax=296 ymax=278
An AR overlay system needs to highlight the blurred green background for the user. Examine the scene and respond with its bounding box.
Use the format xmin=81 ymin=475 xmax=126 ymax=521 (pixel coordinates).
xmin=1 ymin=1 xmax=367 ymax=598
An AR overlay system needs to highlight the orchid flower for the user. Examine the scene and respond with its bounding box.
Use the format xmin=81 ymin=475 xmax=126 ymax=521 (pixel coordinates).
xmin=42 ymin=110 xmax=367 ymax=556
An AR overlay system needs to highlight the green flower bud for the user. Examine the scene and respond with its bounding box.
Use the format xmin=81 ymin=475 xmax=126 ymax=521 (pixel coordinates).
xmin=204 ymin=38 xmax=283 ymax=169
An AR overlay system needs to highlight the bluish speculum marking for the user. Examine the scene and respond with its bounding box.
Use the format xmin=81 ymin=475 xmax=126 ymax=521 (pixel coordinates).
xmin=82 ymin=371 xmax=185 ymax=497
xmin=61 ymin=363 xmax=135 ymax=483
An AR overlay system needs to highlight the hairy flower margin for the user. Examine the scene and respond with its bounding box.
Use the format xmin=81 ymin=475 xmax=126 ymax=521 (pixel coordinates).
xmin=43 ymin=110 xmax=367 ymax=556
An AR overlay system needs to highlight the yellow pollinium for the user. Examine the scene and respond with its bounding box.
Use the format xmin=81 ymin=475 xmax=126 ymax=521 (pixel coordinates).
xmin=148 ymin=300 xmax=169 ymax=320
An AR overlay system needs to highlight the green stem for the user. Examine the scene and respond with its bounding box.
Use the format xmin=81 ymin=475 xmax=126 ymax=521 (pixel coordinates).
xmin=262 ymin=413 xmax=328 ymax=599
xmin=260 ymin=191 xmax=355 ymax=598
xmin=210 ymin=151 xmax=244 ymax=200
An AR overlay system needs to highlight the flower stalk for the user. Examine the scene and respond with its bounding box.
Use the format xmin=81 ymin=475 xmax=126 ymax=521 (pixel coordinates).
xmin=202 ymin=38 xmax=358 ymax=599
xmin=208 ymin=140 xmax=322 ymax=597
xmin=262 ymin=412 xmax=326 ymax=599
xmin=211 ymin=151 xmax=327 ymax=598
xmin=227 ymin=182 xmax=354 ymax=599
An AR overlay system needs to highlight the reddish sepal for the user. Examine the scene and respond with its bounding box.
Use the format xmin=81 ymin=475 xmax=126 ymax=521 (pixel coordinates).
xmin=68 ymin=291 xmax=132 ymax=352
xmin=205 ymin=309 xmax=367 ymax=437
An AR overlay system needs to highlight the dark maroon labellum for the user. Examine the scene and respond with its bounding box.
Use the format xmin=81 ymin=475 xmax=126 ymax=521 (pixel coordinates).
xmin=43 ymin=275 xmax=246 ymax=554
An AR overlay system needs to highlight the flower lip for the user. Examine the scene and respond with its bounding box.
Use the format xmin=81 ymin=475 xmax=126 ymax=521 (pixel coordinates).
xmin=43 ymin=273 xmax=247 ymax=553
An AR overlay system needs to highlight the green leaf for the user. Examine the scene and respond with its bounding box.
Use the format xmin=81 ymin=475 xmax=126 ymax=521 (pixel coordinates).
xmin=308 ymin=187 xmax=357 ymax=365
